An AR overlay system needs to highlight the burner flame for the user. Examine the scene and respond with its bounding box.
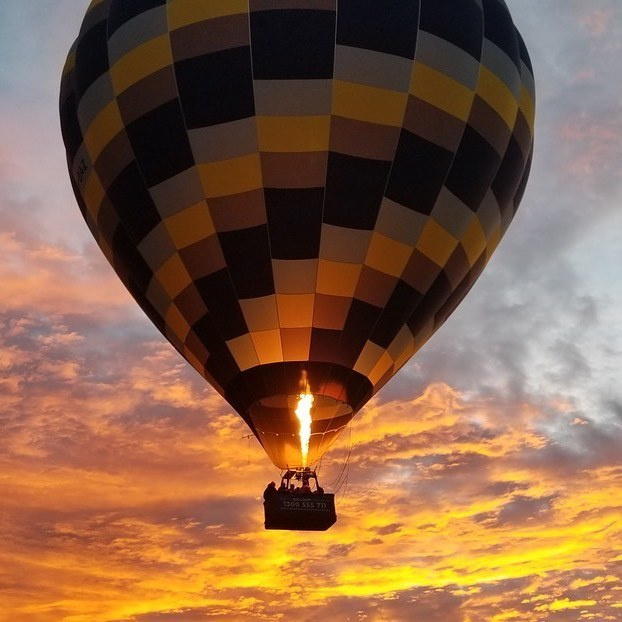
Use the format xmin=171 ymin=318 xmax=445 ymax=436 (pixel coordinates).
xmin=295 ymin=393 xmax=314 ymax=467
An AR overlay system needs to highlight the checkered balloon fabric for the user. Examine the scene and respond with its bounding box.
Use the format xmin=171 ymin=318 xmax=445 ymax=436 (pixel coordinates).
xmin=60 ymin=0 xmax=535 ymax=469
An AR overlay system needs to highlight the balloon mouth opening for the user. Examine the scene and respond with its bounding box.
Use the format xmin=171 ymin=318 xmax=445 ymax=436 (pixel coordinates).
xmin=247 ymin=394 xmax=353 ymax=470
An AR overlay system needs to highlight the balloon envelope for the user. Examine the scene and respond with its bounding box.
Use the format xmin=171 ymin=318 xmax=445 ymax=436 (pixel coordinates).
xmin=60 ymin=0 xmax=535 ymax=469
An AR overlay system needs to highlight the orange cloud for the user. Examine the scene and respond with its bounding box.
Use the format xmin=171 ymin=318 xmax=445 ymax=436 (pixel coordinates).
xmin=2 ymin=358 xmax=622 ymax=621
xmin=579 ymin=9 xmax=616 ymax=36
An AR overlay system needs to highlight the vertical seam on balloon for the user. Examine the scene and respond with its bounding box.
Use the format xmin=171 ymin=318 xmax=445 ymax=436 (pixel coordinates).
xmin=328 ymin=0 xmax=424 ymax=410
xmin=80 ymin=6 xmax=195 ymax=391
xmin=391 ymin=1 xmax=488 ymax=383
xmin=310 ymin=0 xmax=339 ymax=363
xmin=507 ymin=38 xmax=536 ymax=228
xmin=308 ymin=0 xmax=346 ymax=452
xmin=162 ymin=3 xmax=258 ymax=417
xmin=99 ymin=5 xmax=176 ymax=353
xmin=243 ymin=0 xmax=276 ymax=376
xmin=457 ymin=9 xmax=523 ymax=260
xmin=393 ymin=1 xmax=526 ymax=388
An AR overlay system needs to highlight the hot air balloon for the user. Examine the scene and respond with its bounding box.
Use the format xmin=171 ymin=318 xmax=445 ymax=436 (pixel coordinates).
xmin=60 ymin=0 xmax=534 ymax=529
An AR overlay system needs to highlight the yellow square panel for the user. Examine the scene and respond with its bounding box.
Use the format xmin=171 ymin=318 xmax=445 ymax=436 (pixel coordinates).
xmin=461 ymin=217 xmax=487 ymax=267
xmin=416 ymin=220 xmax=458 ymax=268
xmin=519 ymin=85 xmax=536 ymax=134
xmin=164 ymin=201 xmax=215 ymax=249
xmin=364 ymin=232 xmax=412 ymax=277
xmin=198 ymin=154 xmax=262 ymax=198
xmin=165 ymin=303 xmax=191 ymax=343
xmin=250 ymin=329 xmax=283 ymax=365
xmin=410 ymin=63 xmax=474 ymax=122
xmin=316 ymin=260 xmax=362 ymax=298
xmin=227 ymin=333 xmax=259 ymax=371
xmin=368 ymin=350 xmax=394 ymax=387
xmin=155 ymin=253 xmax=192 ymax=299
xmin=272 ymin=259 xmax=318 ymax=294
xmin=485 ymin=226 xmax=502 ymax=262
xmin=387 ymin=325 xmax=416 ymax=372
xmin=257 ymin=116 xmax=330 ymax=152
xmin=281 ymin=328 xmax=312 ymax=362
xmin=353 ymin=341 xmax=386 ymax=379
xmin=332 ymin=80 xmax=408 ymax=127
xmin=239 ymin=295 xmax=279 ymax=332
xmin=82 ymin=171 xmax=106 ymax=221
xmin=276 ymin=294 xmax=315 ymax=329
xmin=168 ymin=0 xmax=248 ymax=29
xmin=476 ymin=66 xmax=519 ymax=130
xmin=83 ymin=100 xmax=124 ymax=161
xmin=62 ymin=50 xmax=75 ymax=77
xmin=110 ymin=35 xmax=173 ymax=95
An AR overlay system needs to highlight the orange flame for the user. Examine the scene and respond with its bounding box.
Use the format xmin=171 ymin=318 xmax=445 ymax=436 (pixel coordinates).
xmin=295 ymin=393 xmax=314 ymax=467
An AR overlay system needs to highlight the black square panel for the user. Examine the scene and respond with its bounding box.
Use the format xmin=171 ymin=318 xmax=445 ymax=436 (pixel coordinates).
xmin=309 ymin=328 xmax=342 ymax=363
xmin=407 ymin=271 xmax=452 ymax=335
xmin=445 ymin=124 xmax=502 ymax=212
xmin=265 ymin=188 xmax=323 ymax=259
xmin=513 ymin=152 xmax=532 ymax=212
xmin=337 ymin=0 xmax=420 ymax=59
xmin=419 ymin=0 xmax=483 ymax=61
xmin=175 ymin=47 xmax=254 ymax=128
xmin=60 ymin=92 xmax=84 ymax=164
xmin=370 ymin=280 xmax=422 ymax=348
xmin=218 ymin=225 xmax=275 ymax=299
xmin=436 ymin=254 xmax=486 ymax=327
xmin=191 ymin=308 xmax=225 ymax=350
xmin=482 ymin=0 xmax=520 ymax=68
xmin=107 ymin=0 xmax=167 ymax=37
xmin=125 ymin=99 xmax=195 ymax=187
xmin=491 ymin=134 xmax=525 ymax=212
xmin=131 ymin=286 xmax=166 ymax=335
xmin=324 ymin=153 xmax=391 ymax=230
xmin=69 ymin=175 xmax=88 ymax=220
xmin=443 ymin=243 xmax=470 ymax=288
xmin=75 ymin=20 xmax=109 ymax=98
xmin=239 ymin=365 xmax=270 ymax=408
xmin=107 ymin=162 xmax=161 ymax=242
xmin=250 ymin=10 xmax=336 ymax=79
xmin=517 ymin=31 xmax=533 ymax=75
xmin=386 ymin=130 xmax=455 ymax=215
xmin=194 ymin=268 xmax=249 ymax=340
xmin=339 ymin=299 xmax=383 ymax=366
xmin=259 ymin=365 xmax=286 ymax=401
xmin=96 ymin=197 xmax=119 ymax=247
xmin=174 ymin=284 xmax=208 ymax=327
xmin=346 ymin=372 xmax=374 ymax=413
xmin=204 ymin=338 xmax=242 ymax=389
xmin=112 ymin=226 xmax=153 ymax=293
xmin=225 ymin=368 xmax=261 ymax=419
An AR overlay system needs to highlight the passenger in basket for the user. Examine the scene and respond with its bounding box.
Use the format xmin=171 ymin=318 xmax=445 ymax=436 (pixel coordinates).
xmin=263 ymin=481 xmax=277 ymax=501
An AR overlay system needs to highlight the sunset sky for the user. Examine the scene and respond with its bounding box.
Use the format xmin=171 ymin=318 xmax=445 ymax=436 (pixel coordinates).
xmin=1 ymin=1 xmax=622 ymax=621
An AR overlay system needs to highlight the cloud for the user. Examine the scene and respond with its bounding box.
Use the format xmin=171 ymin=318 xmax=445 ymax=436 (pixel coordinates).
xmin=1 ymin=1 xmax=622 ymax=620
xmin=3 ymin=310 xmax=621 ymax=622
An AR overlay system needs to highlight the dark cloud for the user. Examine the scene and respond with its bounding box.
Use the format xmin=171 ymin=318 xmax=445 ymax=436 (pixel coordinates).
xmin=373 ymin=523 xmax=403 ymax=536
xmin=474 ymin=494 xmax=557 ymax=527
